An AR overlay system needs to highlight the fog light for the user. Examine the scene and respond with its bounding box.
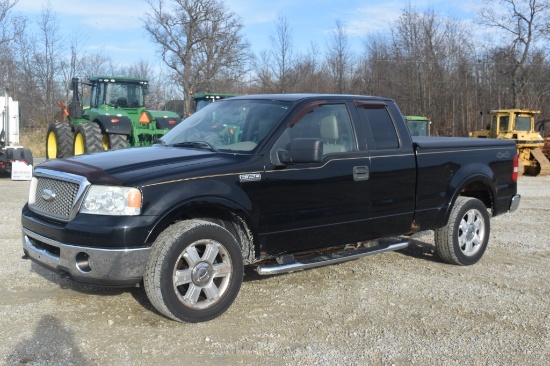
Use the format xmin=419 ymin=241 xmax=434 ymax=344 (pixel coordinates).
xmin=76 ymin=252 xmax=92 ymax=273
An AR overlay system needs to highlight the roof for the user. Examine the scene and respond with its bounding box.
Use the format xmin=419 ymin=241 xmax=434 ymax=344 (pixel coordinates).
xmin=405 ymin=116 xmax=430 ymax=121
xmin=192 ymin=93 xmax=239 ymax=99
xmin=489 ymin=109 xmax=540 ymax=115
xmin=88 ymin=76 xmax=148 ymax=83
xmin=229 ymin=93 xmax=394 ymax=103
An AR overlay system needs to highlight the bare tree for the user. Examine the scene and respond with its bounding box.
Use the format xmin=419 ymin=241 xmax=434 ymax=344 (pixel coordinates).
xmin=325 ymin=19 xmax=354 ymax=93
xmin=293 ymin=42 xmax=329 ymax=93
xmin=0 ymin=0 xmax=25 ymax=88
xmin=0 ymin=0 xmax=25 ymax=47
xmin=33 ymin=2 xmax=63 ymax=125
xmin=143 ymin=0 xmax=250 ymax=115
xmin=14 ymin=2 xmax=64 ymax=127
xmin=268 ymin=15 xmax=296 ymax=93
xmin=59 ymin=30 xmax=89 ymax=101
xmin=479 ymin=0 xmax=550 ymax=107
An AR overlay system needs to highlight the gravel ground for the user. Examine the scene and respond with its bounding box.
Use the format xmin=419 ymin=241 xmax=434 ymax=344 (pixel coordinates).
xmin=0 ymin=174 xmax=548 ymax=365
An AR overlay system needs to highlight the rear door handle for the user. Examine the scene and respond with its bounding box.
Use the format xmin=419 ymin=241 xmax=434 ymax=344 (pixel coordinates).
xmin=353 ymin=166 xmax=369 ymax=181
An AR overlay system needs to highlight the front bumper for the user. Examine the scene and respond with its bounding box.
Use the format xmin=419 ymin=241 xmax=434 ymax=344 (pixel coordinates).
xmin=23 ymin=227 xmax=150 ymax=287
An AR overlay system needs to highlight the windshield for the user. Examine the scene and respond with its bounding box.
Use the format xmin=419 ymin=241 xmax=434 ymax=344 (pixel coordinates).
xmin=195 ymin=99 xmax=211 ymax=111
xmin=515 ymin=116 xmax=531 ymax=131
xmin=407 ymin=121 xmax=429 ymax=136
xmin=105 ymin=82 xmax=145 ymax=108
xmin=161 ymin=99 xmax=290 ymax=153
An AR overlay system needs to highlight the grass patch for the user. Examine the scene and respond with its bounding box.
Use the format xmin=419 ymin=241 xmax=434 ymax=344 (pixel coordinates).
xmin=19 ymin=129 xmax=46 ymax=158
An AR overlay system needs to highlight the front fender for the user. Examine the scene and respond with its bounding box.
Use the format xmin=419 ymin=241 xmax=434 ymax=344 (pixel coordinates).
xmin=141 ymin=176 xmax=257 ymax=244
xmin=144 ymin=195 xmax=257 ymax=261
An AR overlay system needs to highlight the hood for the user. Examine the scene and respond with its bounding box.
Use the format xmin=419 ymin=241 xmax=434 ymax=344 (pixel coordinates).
xmin=36 ymin=145 xmax=225 ymax=185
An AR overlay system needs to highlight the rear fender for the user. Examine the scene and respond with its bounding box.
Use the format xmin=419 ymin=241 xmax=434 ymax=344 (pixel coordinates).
xmin=440 ymin=164 xmax=496 ymax=226
xmin=155 ymin=116 xmax=182 ymax=130
xmin=94 ymin=115 xmax=133 ymax=135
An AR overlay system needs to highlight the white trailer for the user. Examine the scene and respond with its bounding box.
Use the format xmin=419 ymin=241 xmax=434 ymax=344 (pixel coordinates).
xmin=1 ymin=89 xmax=33 ymax=179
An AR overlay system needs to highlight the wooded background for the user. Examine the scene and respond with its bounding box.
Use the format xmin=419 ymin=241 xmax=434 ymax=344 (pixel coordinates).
xmin=2 ymin=0 xmax=550 ymax=137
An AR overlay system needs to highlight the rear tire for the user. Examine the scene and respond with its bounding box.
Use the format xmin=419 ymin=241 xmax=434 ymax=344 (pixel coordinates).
xmin=434 ymin=196 xmax=490 ymax=265
xmin=74 ymin=123 xmax=103 ymax=155
xmin=46 ymin=122 xmax=73 ymax=159
xmin=144 ymin=220 xmax=243 ymax=323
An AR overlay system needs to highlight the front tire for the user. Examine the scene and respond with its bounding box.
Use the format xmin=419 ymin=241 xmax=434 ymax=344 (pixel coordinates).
xmin=434 ymin=197 xmax=490 ymax=265
xmin=144 ymin=220 xmax=244 ymax=323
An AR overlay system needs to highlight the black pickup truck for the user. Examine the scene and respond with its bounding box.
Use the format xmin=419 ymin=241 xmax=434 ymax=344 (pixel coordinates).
xmin=21 ymin=94 xmax=521 ymax=322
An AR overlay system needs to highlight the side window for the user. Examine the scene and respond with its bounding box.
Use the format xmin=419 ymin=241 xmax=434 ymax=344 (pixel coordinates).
xmin=95 ymin=83 xmax=105 ymax=107
xmin=500 ymin=116 xmax=509 ymax=131
xmin=281 ymin=104 xmax=357 ymax=155
xmin=359 ymin=107 xmax=399 ymax=150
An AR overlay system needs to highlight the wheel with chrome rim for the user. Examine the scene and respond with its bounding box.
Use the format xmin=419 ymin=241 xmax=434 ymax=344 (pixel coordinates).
xmin=144 ymin=220 xmax=243 ymax=322
xmin=434 ymin=196 xmax=490 ymax=265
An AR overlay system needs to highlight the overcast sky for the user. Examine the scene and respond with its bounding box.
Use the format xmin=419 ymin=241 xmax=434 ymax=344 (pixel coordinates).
xmin=14 ymin=0 xmax=484 ymax=67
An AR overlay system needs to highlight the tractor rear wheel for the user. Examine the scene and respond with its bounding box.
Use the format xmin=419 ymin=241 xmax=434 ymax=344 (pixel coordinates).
xmin=46 ymin=122 xmax=73 ymax=159
xmin=74 ymin=123 xmax=103 ymax=155
xmin=108 ymin=134 xmax=128 ymax=150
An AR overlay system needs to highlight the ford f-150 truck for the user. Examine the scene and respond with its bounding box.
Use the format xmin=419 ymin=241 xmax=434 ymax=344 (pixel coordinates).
xmin=21 ymin=94 xmax=521 ymax=323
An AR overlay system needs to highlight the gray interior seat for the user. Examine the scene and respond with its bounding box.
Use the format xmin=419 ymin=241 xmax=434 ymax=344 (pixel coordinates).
xmin=320 ymin=115 xmax=345 ymax=154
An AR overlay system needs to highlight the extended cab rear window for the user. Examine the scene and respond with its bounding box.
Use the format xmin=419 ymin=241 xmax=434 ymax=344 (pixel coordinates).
xmin=356 ymin=104 xmax=399 ymax=150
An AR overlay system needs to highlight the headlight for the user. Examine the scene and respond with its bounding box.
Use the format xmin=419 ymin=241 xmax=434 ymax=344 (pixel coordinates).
xmin=80 ymin=186 xmax=142 ymax=216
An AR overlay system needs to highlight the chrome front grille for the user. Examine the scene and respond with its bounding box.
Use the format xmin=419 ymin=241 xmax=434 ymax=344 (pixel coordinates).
xmin=28 ymin=169 xmax=90 ymax=222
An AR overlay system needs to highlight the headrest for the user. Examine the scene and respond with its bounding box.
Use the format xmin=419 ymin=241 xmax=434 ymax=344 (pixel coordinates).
xmin=321 ymin=115 xmax=339 ymax=140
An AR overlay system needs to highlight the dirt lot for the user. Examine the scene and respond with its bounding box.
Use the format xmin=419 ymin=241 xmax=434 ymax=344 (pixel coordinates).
xmin=1 ymin=175 xmax=549 ymax=365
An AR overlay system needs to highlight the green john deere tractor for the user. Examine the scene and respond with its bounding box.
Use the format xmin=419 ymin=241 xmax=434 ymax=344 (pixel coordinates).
xmin=46 ymin=76 xmax=182 ymax=158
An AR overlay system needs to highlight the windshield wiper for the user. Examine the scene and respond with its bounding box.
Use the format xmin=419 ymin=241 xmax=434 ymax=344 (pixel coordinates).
xmin=172 ymin=141 xmax=218 ymax=152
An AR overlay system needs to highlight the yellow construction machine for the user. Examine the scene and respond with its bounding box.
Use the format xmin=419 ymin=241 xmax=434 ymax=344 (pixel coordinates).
xmin=535 ymin=118 xmax=550 ymax=161
xmin=469 ymin=109 xmax=550 ymax=176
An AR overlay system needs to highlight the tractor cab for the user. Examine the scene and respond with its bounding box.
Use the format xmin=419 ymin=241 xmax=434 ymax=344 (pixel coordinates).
xmin=404 ymin=116 xmax=431 ymax=136
xmin=89 ymin=77 xmax=148 ymax=110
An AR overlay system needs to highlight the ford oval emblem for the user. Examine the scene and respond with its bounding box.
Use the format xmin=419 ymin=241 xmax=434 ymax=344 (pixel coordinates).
xmin=41 ymin=188 xmax=56 ymax=202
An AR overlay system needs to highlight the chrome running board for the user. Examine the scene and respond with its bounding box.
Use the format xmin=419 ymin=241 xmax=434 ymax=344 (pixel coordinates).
xmin=254 ymin=241 xmax=409 ymax=276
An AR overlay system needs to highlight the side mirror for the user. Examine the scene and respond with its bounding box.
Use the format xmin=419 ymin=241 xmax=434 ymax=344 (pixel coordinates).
xmin=272 ymin=138 xmax=323 ymax=167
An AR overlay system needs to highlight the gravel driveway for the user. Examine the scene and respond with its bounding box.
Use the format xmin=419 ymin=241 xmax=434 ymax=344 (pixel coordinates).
xmin=1 ymin=175 xmax=548 ymax=365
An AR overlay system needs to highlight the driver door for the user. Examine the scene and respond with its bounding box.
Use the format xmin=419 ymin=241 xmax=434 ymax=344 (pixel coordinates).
xmin=259 ymin=101 xmax=371 ymax=255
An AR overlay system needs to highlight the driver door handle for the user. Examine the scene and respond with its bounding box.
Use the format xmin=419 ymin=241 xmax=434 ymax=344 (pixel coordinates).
xmin=353 ymin=166 xmax=369 ymax=181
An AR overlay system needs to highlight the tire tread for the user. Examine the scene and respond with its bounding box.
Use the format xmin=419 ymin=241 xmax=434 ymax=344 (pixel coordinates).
xmin=144 ymin=220 xmax=243 ymax=323
xmin=434 ymin=196 xmax=490 ymax=266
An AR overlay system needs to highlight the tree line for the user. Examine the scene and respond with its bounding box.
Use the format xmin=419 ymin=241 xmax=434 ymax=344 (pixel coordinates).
xmin=1 ymin=0 xmax=550 ymax=137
